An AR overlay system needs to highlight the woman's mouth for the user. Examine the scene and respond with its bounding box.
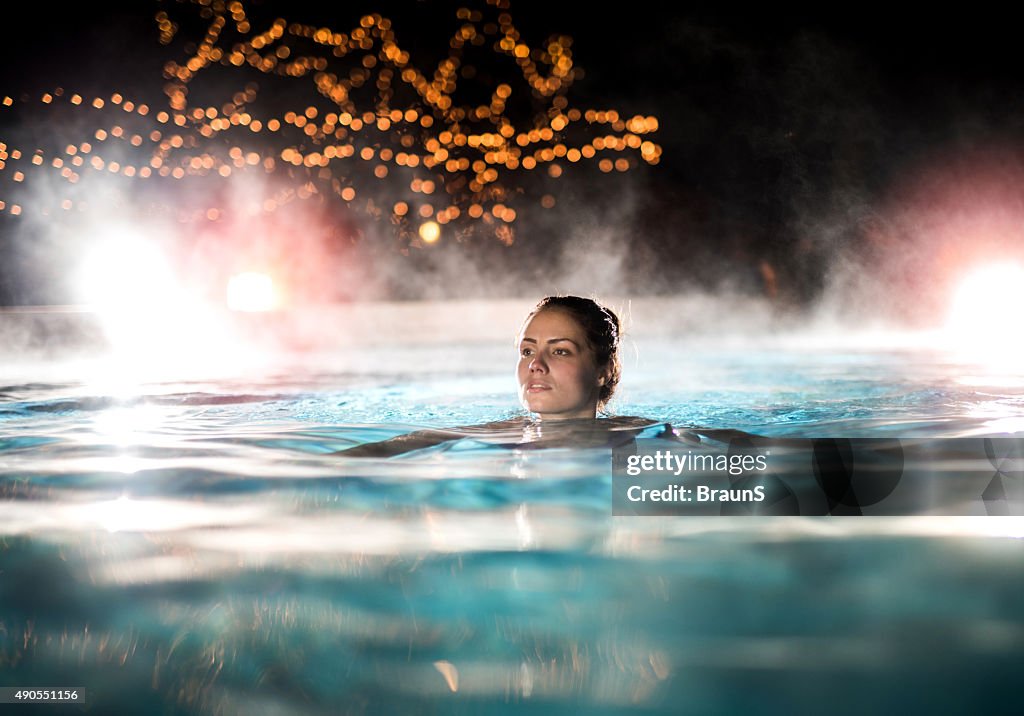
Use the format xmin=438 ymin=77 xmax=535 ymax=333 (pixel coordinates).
xmin=526 ymin=383 xmax=551 ymax=393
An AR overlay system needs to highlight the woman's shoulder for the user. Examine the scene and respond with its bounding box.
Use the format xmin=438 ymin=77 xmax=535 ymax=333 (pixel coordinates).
xmin=600 ymin=415 xmax=689 ymax=438
xmin=600 ymin=415 xmax=661 ymax=429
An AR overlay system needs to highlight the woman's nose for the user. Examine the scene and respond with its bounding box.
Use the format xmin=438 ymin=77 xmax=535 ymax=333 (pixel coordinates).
xmin=529 ymin=355 xmax=548 ymax=372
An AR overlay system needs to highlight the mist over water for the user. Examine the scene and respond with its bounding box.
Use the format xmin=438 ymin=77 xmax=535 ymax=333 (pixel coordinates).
xmin=1 ymin=3 xmax=1022 ymax=364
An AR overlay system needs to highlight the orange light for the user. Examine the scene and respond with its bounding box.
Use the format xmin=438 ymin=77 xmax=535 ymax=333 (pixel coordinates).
xmin=0 ymin=5 xmax=660 ymax=242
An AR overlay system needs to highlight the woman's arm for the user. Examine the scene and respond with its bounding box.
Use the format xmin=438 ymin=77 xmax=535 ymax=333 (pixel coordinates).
xmin=333 ymin=419 xmax=525 ymax=458
xmin=332 ymin=428 xmax=462 ymax=457
xmin=333 ymin=419 xmax=781 ymax=458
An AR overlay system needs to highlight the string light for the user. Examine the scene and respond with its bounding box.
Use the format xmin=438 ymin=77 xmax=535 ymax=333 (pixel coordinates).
xmin=0 ymin=0 xmax=661 ymax=245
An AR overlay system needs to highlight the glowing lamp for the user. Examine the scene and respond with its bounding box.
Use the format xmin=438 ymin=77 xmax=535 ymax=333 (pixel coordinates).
xmin=945 ymin=263 xmax=1024 ymax=349
xmin=419 ymin=220 xmax=441 ymax=244
xmin=76 ymin=233 xmax=177 ymax=311
xmin=226 ymin=272 xmax=278 ymax=312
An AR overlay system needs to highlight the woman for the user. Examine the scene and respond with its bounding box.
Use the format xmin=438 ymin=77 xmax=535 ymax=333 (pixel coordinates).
xmin=336 ymin=296 xmax=748 ymax=457
xmin=516 ymin=295 xmax=621 ymax=420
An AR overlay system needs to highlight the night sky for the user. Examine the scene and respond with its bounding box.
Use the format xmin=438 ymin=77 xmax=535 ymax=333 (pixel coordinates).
xmin=2 ymin=1 xmax=1023 ymax=313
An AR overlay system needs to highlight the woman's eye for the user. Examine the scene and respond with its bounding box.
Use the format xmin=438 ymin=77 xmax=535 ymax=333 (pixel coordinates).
xmin=520 ymin=348 xmax=533 ymax=356
xmin=553 ymin=348 xmax=570 ymax=356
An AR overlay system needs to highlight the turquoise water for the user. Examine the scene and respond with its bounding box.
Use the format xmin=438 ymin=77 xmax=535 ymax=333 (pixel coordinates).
xmin=2 ymin=332 xmax=1024 ymax=714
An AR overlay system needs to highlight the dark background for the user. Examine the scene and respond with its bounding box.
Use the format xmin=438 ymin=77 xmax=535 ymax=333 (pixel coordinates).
xmin=2 ymin=1 xmax=1024 ymax=309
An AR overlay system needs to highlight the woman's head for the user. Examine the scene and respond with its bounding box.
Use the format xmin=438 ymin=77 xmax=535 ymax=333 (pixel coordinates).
xmin=516 ymin=296 xmax=622 ymax=420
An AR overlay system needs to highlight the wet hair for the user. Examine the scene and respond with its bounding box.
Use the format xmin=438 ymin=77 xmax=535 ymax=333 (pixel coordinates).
xmin=522 ymin=295 xmax=622 ymax=410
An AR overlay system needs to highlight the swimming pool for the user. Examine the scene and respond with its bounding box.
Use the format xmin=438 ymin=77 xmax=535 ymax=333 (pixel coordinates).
xmin=1 ymin=298 xmax=1022 ymax=714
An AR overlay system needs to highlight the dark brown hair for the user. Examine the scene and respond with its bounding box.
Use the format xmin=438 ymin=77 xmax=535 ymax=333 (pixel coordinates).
xmin=523 ymin=295 xmax=622 ymax=410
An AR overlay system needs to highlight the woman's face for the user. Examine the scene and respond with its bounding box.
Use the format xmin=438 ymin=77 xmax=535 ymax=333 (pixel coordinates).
xmin=517 ymin=309 xmax=607 ymax=420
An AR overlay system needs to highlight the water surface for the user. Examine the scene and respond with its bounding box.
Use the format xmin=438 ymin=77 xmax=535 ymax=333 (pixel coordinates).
xmin=1 ymin=313 xmax=1023 ymax=714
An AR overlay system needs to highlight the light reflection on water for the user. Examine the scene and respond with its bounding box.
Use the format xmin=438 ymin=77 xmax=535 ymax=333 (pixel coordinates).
xmin=2 ymin=332 xmax=1024 ymax=714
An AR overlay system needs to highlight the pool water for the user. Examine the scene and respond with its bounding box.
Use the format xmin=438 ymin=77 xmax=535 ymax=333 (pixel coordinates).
xmin=1 ymin=300 xmax=1023 ymax=714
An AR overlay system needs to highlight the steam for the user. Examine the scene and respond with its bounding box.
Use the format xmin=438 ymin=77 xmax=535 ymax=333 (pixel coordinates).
xmin=2 ymin=3 xmax=1022 ymax=368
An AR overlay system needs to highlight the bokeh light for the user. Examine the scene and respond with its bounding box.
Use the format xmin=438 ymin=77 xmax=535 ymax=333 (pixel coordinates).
xmin=945 ymin=263 xmax=1024 ymax=350
xmin=418 ymin=220 xmax=441 ymax=243
xmin=75 ymin=231 xmax=178 ymax=312
xmin=0 ymin=0 xmax=662 ymax=247
xmin=226 ymin=271 xmax=279 ymax=311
